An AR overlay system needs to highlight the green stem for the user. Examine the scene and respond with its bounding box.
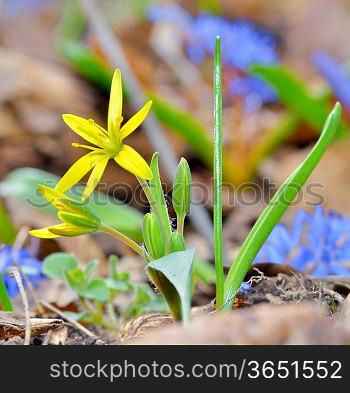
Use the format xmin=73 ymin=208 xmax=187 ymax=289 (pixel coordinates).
xmin=176 ymin=215 xmax=185 ymax=236
xmin=213 ymin=36 xmax=224 ymax=308
xmin=100 ymin=224 xmax=146 ymax=257
xmin=0 ymin=274 xmax=13 ymax=311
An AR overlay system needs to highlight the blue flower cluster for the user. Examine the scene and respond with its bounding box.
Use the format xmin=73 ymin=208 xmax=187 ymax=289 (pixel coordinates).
xmin=313 ymin=51 xmax=350 ymax=110
xmin=0 ymin=246 xmax=44 ymax=297
xmin=147 ymin=4 xmax=279 ymax=111
xmin=255 ymin=207 xmax=350 ymax=276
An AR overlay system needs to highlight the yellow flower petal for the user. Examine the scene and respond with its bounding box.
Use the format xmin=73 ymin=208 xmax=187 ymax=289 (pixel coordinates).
xmin=119 ymin=100 xmax=152 ymax=141
xmin=37 ymin=185 xmax=66 ymax=208
xmin=108 ymin=69 xmax=123 ymax=137
xmin=49 ymin=223 xmax=95 ymax=237
xmin=29 ymin=227 xmax=60 ymax=239
xmin=55 ymin=151 xmax=106 ymax=193
xmin=62 ymin=114 xmax=108 ymax=147
xmin=82 ymin=156 xmax=109 ymax=201
xmin=114 ymin=144 xmax=152 ymax=180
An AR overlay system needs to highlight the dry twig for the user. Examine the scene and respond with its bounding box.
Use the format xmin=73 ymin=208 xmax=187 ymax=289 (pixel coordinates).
xmin=40 ymin=300 xmax=104 ymax=344
xmin=9 ymin=268 xmax=31 ymax=345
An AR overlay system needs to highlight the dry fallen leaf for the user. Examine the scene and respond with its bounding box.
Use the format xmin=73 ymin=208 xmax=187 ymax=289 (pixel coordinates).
xmin=0 ymin=311 xmax=63 ymax=341
xmin=45 ymin=325 xmax=68 ymax=345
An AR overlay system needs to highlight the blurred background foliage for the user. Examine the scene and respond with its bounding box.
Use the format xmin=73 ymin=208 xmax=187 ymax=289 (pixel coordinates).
xmin=1 ymin=0 xmax=350 ymax=266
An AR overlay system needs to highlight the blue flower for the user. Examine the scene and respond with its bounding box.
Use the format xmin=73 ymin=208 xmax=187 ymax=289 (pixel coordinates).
xmin=229 ymin=75 xmax=277 ymax=113
xmin=313 ymin=51 xmax=350 ymax=110
xmin=146 ymin=4 xmax=279 ymax=109
xmin=0 ymin=246 xmax=44 ymax=297
xmin=255 ymin=207 xmax=350 ymax=276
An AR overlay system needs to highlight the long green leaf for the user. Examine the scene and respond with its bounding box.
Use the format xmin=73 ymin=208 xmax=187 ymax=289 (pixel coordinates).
xmin=58 ymin=40 xmax=114 ymax=92
xmin=149 ymin=94 xmax=213 ymax=168
xmin=213 ymin=36 xmax=224 ymax=308
xmin=0 ymin=168 xmax=143 ymax=241
xmin=223 ymin=103 xmax=342 ymax=309
xmin=147 ymin=248 xmax=195 ymax=323
xmin=251 ymin=64 xmax=332 ymax=131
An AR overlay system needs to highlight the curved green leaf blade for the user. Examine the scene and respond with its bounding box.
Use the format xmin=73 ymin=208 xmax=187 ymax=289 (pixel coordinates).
xmin=58 ymin=40 xmax=113 ymax=91
xmin=147 ymin=248 xmax=195 ymax=323
xmin=223 ymin=103 xmax=342 ymax=309
xmin=251 ymin=64 xmax=347 ymax=138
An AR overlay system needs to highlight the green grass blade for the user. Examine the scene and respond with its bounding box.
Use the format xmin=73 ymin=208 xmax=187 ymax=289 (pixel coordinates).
xmin=0 ymin=275 xmax=13 ymax=311
xmin=251 ymin=64 xmax=346 ymax=137
xmin=223 ymin=103 xmax=342 ymax=309
xmin=213 ymin=36 xmax=224 ymax=308
xmin=0 ymin=201 xmax=17 ymax=245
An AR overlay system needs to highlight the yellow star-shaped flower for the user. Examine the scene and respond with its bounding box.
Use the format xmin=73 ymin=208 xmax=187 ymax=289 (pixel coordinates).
xmin=29 ymin=185 xmax=101 ymax=238
xmin=55 ymin=69 xmax=153 ymax=201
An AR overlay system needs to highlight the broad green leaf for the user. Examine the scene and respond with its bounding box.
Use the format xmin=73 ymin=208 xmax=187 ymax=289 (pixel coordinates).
xmin=43 ymin=253 xmax=78 ymax=280
xmin=251 ymin=64 xmax=337 ymax=132
xmin=0 ymin=167 xmax=143 ymax=241
xmin=147 ymin=248 xmax=195 ymax=323
xmin=80 ymin=278 xmax=109 ymax=302
xmin=223 ymin=103 xmax=342 ymax=309
xmin=104 ymin=278 xmax=129 ymax=292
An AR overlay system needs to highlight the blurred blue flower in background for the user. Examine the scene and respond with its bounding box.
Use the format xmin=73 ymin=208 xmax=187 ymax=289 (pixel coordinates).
xmin=255 ymin=207 xmax=350 ymax=276
xmin=3 ymin=0 xmax=54 ymax=15
xmin=313 ymin=51 xmax=350 ymax=110
xmin=0 ymin=246 xmax=44 ymax=297
xmin=230 ymin=75 xmax=278 ymax=112
xmin=147 ymin=4 xmax=279 ymax=111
